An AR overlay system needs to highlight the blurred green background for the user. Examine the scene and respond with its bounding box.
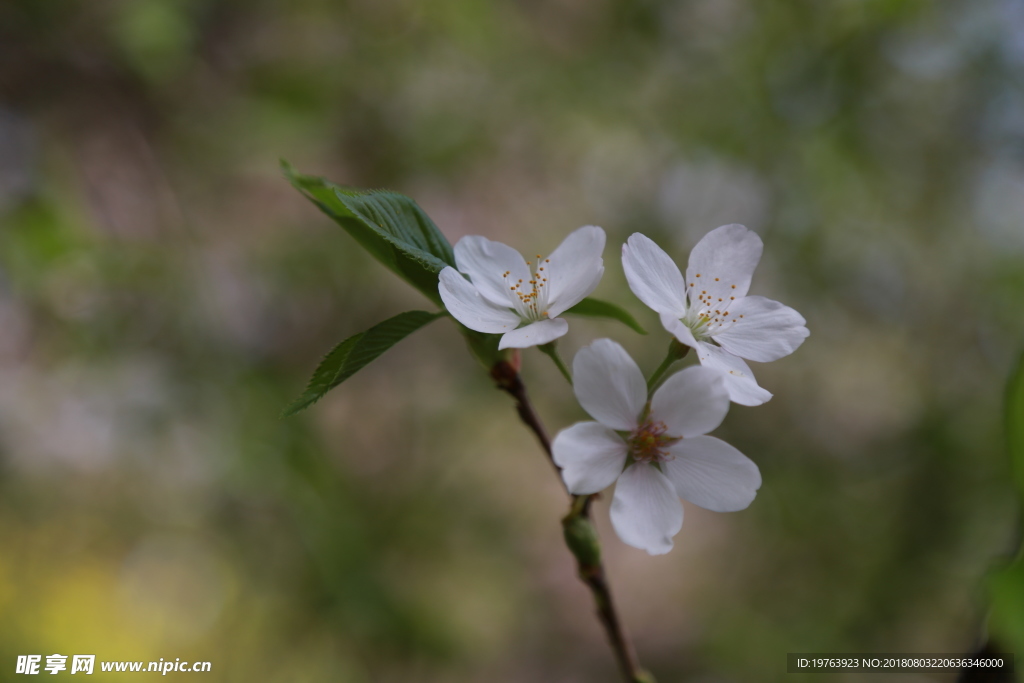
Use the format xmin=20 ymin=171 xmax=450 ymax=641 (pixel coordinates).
xmin=2 ymin=0 xmax=1024 ymax=681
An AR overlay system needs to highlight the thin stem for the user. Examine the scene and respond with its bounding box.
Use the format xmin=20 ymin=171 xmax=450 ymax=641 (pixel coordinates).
xmin=490 ymin=360 xmax=558 ymax=476
xmin=490 ymin=359 xmax=655 ymax=683
xmin=562 ymin=497 xmax=653 ymax=683
xmin=646 ymin=339 xmax=690 ymax=395
xmin=539 ymin=342 xmax=573 ymax=385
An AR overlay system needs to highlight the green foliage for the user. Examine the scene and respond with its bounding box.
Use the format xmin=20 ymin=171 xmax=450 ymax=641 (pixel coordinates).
xmin=283 ymin=164 xmax=512 ymax=371
xmin=987 ymin=350 xmax=1024 ymax=654
xmin=1006 ymin=351 xmax=1024 ymax=499
xmin=988 ymin=561 xmax=1024 ymax=655
xmin=285 ymin=310 xmax=445 ymax=416
xmin=113 ymin=0 xmax=195 ymax=83
xmin=564 ymin=297 xmax=647 ymax=334
xmin=283 ymin=162 xmax=455 ymax=305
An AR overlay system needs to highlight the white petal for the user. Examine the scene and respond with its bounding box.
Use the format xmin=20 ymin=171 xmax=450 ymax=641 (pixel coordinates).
xmin=547 ymin=264 xmax=604 ymax=319
xmin=610 ymin=463 xmax=683 ymax=555
xmin=622 ymin=233 xmax=688 ymax=316
xmin=711 ymin=296 xmax=809 ymax=362
xmin=650 ymin=366 xmax=730 ymax=438
xmin=685 ymin=224 xmax=763 ymax=309
xmin=552 ymin=422 xmax=628 ymax=495
xmin=498 ymin=317 xmax=568 ymax=349
xmin=663 ymin=436 xmax=761 ymax=512
xmin=438 ymin=267 xmax=521 ymax=333
xmin=572 ymin=339 xmax=647 ymax=431
xmin=454 ymin=235 xmax=532 ymax=307
xmin=694 ymin=341 xmax=772 ymax=406
xmin=659 ymin=312 xmax=698 ymax=349
xmin=543 ymin=226 xmax=606 ymax=317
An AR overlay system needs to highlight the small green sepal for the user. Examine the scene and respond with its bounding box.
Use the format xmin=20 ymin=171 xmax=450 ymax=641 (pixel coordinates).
xmin=562 ymin=513 xmax=602 ymax=567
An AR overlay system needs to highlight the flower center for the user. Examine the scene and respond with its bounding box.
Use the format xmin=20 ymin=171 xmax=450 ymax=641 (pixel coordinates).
xmin=504 ymin=255 xmax=551 ymax=322
xmin=627 ymin=420 xmax=679 ymax=464
xmin=681 ymin=279 xmax=745 ymax=341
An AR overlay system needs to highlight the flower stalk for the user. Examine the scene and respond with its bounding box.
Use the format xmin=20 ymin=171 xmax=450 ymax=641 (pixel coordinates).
xmin=488 ymin=358 xmax=655 ymax=683
xmin=562 ymin=495 xmax=655 ymax=683
xmin=646 ymin=339 xmax=690 ymax=394
xmin=539 ymin=342 xmax=573 ymax=385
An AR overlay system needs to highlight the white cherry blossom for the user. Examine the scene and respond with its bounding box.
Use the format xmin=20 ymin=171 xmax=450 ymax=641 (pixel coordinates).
xmin=552 ymin=339 xmax=761 ymax=555
xmin=621 ymin=225 xmax=808 ymax=406
xmin=438 ymin=226 xmax=605 ymax=349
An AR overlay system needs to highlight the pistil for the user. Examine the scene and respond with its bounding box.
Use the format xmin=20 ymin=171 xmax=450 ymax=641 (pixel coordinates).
xmin=628 ymin=420 xmax=679 ymax=464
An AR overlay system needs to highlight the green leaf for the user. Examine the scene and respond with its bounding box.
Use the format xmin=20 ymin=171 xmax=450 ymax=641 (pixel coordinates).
xmin=284 ymin=310 xmax=445 ymax=416
xmin=1007 ymin=349 xmax=1024 ymax=499
xmin=986 ymin=348 xmax=1024 ymax=654
xmin=988 ymin=561 xmax=1024 ymax=655
xmin=563 ymin=297 xmax=647 ymax=334
xmin=283 ymin=161 xmax=455 ymax=305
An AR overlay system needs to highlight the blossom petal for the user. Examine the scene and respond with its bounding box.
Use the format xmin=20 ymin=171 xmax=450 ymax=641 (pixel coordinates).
xmin=572 ymin=339 xmax=646 ymax=431
xmin=544 ymin=226 xmax=606 ymax=317
xmin=622 ymin=233 xmax=688 ymax=316
xmin=552 ymin=422 xmax=628 ymax=495
xmin=685 ymin=224 xmax=763 ymax=308
xmin=663 ymin=436 xmax=761 ymax=512
xmin=650 ymin=366 xmax=730 ymax=438
xmin=610 ymin=463 xmax=683 ymax=555
xmin=498 ymin=317 xmax=568 ymax=349
xmin=694 ymin=341 xmax=772 ymax=406
xmin=454 ymin=235 xmax=532 ymax=307
xmin=659 ymin=313 xmax=699 ymax=349
xmin=711 ymin=295 xmax=809 ymax=362
xmin=439 ymin=267 xmax=521 ymax=333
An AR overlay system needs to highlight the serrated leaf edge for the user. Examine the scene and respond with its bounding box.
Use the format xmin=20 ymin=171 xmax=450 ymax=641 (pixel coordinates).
xmin=283 ymin=310 xmax=445 ymax=417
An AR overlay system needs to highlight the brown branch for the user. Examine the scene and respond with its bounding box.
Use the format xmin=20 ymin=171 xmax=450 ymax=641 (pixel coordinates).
xmin=489 ymin=360 xmax=557 ymax=475
xmin=490 ymin=360 xmax=655 ymax=683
